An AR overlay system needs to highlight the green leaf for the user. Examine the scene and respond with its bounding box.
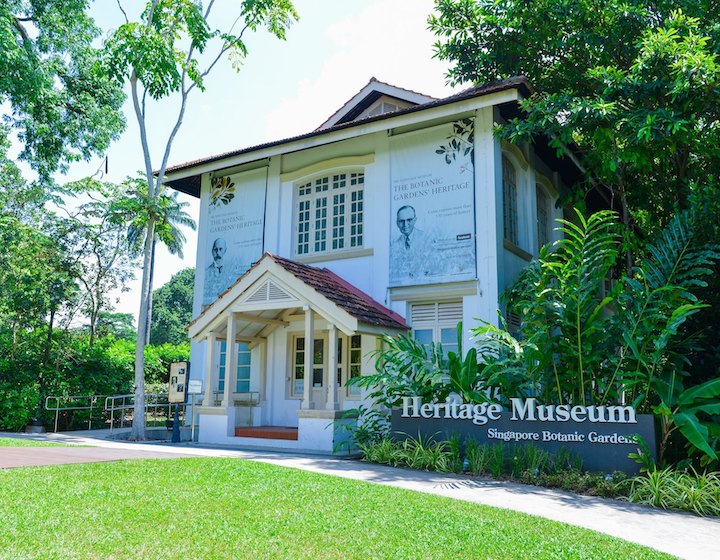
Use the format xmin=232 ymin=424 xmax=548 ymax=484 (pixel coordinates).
xmin=673 ymin=412 xmax=717 ymax=460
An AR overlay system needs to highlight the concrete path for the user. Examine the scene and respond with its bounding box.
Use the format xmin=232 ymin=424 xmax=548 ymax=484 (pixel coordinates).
xmin=2 ymin=432 xmax=719 ymax=560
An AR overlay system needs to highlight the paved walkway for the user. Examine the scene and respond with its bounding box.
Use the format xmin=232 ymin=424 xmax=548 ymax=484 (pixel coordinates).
xmin=2 ymin=432 xmax=719 ymax=560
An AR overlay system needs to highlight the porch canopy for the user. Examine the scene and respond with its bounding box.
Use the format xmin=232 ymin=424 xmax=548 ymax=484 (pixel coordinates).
xmin=188 ymin=253 xmax=407 ymax=412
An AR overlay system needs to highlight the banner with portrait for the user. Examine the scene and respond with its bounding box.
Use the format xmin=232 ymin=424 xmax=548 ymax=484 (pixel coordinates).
xmin=203 ymin=167 xmax=267 ymax=305
xmin=389 ymin=119 xmax=476 ymax=287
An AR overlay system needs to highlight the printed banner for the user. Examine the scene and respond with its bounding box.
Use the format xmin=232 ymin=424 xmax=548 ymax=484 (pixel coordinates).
xmin=389 ymin=119 xmax=476 ymax=287
xmin=203 ymin=168 xmax=266 ymax=305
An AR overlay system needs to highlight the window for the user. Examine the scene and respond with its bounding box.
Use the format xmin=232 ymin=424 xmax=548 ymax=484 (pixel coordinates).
xmin=292 ymin=337 xmax=325 ymax=396
xmin=296 ymin=172 xmax=364 ymax=256
xmin=291 ymin=334 xmax=362 ymax=397
xmin=348 ymin=335 xmax=362 ymax=396
xmin=536 ymin=184 xmax=550 ymax=252
xmin=368 ymin=101 xmax=400 ymax=116
xmin=502 ymin=156 xmax=519 ymax=245
xmin=217 ymin=341 xmax=252 ymax=393
xmin=410 ymin=301 xmax=463 ymax=357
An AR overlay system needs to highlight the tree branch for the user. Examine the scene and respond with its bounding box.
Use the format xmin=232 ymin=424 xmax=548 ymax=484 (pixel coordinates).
xmin=115 ymin=0 xmax=129 ymax=24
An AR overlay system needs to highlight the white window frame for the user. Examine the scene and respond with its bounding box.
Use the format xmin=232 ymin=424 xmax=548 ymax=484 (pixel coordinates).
xmin=536 ymin=183 xmax=551 ymax=252
xmin=295 ymin=170 xmax=365 ymax=257
xmin=502 ymin=155 xmax=519 ymax=246
xmin=535 ymin=174 xmax=559 ymax=255
xmin=217 ymin=340 xmax=252 ymax=394
xmin=289 ymin=333 xmax=362 ymax=398
xmin=410 ymin=301 xmax=463 ymax=357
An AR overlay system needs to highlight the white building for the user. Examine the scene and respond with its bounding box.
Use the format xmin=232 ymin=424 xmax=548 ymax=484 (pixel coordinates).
xmin=164 ymin=77 xmax=581 ymax=451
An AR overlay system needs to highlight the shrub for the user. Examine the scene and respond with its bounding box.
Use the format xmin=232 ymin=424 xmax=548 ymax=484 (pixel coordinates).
xmin=625 ymin=468 xmax=720 ymax=516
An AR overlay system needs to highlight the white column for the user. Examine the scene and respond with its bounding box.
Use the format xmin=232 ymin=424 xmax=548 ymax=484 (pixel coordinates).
xmin=222 ymin=315 xmax=237 ymax=408
xmin=302 ymin=305 xmax=314 ymax=410
xmin=325 ymin=324 xmax=339 ymax=410
xmin=259 ymin=339 xmax=267 ymax=404
xmin=203 ymin=332 xmax=216 ymax=406
xmin=474 ymin=105 xmax=502 ymax=326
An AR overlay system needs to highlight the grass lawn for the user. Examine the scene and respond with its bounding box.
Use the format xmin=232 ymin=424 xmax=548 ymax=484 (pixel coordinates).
xmin=0 ymin=437 xmax=70 ymax=447
xmin=0 ymin=458 xmax=674 ymax=560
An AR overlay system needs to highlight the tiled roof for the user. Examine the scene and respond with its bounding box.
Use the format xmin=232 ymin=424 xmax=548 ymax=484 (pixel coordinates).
xmin=188 ymin=253 xmax=408 ymax=332
xmin=267 ymin=254 xmax=408 ymax=331
xmin=164 ymin=76 xmax=532 ymax=196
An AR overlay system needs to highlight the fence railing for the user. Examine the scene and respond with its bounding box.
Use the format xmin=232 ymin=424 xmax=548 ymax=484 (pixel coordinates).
xmin=44 ymin=395 xmax=104 ymax=433
xmin=104 ymin=393 xmax=185 ymax=434
xmin=44 ymin=393 xmax=186 ymax=433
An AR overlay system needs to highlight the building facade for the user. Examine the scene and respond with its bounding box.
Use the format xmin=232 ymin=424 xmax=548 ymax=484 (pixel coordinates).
xmin=165 ymin=77 xmax=577 ymax=451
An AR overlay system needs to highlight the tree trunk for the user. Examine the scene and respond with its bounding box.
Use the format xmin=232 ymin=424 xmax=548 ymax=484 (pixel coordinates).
xmin=144 ymin=238 xmax=156 ymax=346
xmin=130 ymin=218 xmax=156 ymax=440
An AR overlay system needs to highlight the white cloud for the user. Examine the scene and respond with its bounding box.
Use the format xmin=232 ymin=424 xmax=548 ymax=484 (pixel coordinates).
xmin=264 ymin=0 xmax=458 ymax=140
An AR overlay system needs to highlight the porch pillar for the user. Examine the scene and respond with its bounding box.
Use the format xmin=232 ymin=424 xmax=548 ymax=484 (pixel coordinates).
xmin=259 ymin=338 xmax=267 ymax=403
xmin=302 ymin=305 xmax=314 ymax=409
xmin=222 ymin=314 xmax=237 ymax=408
xmin=326 ymin=324 xmax=339 ymax=410
xmin=203 ymin=332 xmax=216 ymax=406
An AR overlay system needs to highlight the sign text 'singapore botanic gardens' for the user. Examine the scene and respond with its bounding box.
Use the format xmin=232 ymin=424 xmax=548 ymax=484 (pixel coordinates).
xmin=393 ymin=396 xmax=655 ymax=473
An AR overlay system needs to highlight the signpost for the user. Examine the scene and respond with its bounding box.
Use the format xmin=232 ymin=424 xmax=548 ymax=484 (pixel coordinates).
xmin=187 ymin=379 xmax=203 ymax=442
xmin=391 ymin=396 xmax=656 ymax=474
xmin=168 ymin=362 xmax=190 ymax=443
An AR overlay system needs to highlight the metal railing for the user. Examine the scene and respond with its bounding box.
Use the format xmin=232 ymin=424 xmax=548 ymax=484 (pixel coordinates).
xmin=104 ymin=393 xmax=185 ymax=434
xmin=45 ymin=395 xmax=105 ymax=433
xmin=44 ymin=393 xmax=186 ymax=433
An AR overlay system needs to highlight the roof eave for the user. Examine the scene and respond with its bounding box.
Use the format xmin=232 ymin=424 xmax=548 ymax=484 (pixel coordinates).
xmin=164 ymin=78 xmax=530 ymax=197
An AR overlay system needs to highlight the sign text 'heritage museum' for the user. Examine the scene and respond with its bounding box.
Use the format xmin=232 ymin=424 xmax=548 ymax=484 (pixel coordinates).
xmin=392 ymin=396 xmax=656 ymax=474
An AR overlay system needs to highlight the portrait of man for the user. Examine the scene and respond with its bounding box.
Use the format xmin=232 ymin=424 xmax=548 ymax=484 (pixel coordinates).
xmin=206 ymin=238 xmax=227 ymax=278
xmin=390 ymin=205 xmax=435 ymax=283
xmin=393 ymin=205 xmax=430 ymax=251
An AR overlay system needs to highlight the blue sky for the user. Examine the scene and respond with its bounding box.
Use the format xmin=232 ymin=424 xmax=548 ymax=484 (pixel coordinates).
xmin=65 ymin=0 xmax=462 ymax=318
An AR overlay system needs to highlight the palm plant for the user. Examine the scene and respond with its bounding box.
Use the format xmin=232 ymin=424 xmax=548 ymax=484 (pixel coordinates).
xmin=111 ymin=176 xmax=196 ymax=344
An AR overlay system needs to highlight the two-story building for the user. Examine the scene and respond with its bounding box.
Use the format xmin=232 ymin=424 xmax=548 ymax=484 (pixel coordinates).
xmin=164 ymin=76 xmax=581 ymax=451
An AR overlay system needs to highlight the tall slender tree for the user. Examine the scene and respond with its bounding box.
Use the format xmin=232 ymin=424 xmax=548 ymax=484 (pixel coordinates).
xmin=110 ymin=177 xmax=196 ymax=344
xmin=103 ymin=0 xmax=298 ymax=439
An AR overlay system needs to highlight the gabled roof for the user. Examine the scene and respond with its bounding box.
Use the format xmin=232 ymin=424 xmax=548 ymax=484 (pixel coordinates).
xmin=165 ymin=76 xmax=534 ymax=197
xmin=315 ymin=77 xmax=437 ymax=131
xmin=188 ymin=253 xmax=407 ymax=341
xmin=268 ymin=254 xmax=407 ymax=330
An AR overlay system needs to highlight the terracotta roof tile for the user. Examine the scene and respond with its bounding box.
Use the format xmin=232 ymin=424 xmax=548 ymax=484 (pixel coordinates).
xmin=188 ymin=253 xmax=408 ymax=332
xmin=267 ymin=254 xmax=407 ymax=330
xmin=164 ymin=76 xmax=532 ymax=183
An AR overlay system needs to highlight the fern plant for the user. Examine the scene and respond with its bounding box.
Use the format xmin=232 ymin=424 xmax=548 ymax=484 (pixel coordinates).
xmin=483 ymin=209 xmax=720 ymax=462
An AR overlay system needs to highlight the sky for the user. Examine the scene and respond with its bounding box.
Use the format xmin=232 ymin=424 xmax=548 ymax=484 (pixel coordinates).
xmin=63 ymin=0 xmax=463 ymax=320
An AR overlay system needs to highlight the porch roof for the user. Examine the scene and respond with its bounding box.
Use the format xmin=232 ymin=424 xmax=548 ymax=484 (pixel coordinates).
xmin=188 ymin=253 xmax=408 ymax=341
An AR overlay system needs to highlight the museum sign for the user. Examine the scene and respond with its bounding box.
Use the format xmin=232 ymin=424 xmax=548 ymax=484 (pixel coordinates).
xmin=391 ymin=396 xmax=657 ymax=474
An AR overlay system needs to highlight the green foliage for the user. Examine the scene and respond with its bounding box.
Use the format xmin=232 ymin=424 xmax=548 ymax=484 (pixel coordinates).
xmin=104 ymin=1 xmax=298 ymax=99
xmin=150 ymin=268 xmax=195 ymax=345
xmin=350 ymin=331 xmax=450 ymax=409
xmin=625 ymin=467 xmax=720 ymax=517
xmin=0 ymin=0 xmax=125 ymax=182
xmin=96 ymin=312 xmax=136 ymax=341
xmin=473 ymin=210 xmax=720 ymax=463
xmin=360 ymin=437 xmax=627 ymax=498
xmin=430 ymin=0 xmax=720 ymax=383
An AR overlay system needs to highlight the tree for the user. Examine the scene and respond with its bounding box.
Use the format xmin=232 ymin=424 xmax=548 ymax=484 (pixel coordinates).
xmin=96 ymin=312 xmax=136 ymax=341
xmin=1 ymin=0 xmax=125 ymax=183
xmin=429 ymin=0 xmax=720 ymax=383
xmin=109 ymin=176 xmax=196 ymax=344
xmin=429 ymin=2 xmax=720 ymax=232
xmin=150 ymin=268 xmax=195 ymax=346
xmin=103 ymin=0 xmax=298 ymax=440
